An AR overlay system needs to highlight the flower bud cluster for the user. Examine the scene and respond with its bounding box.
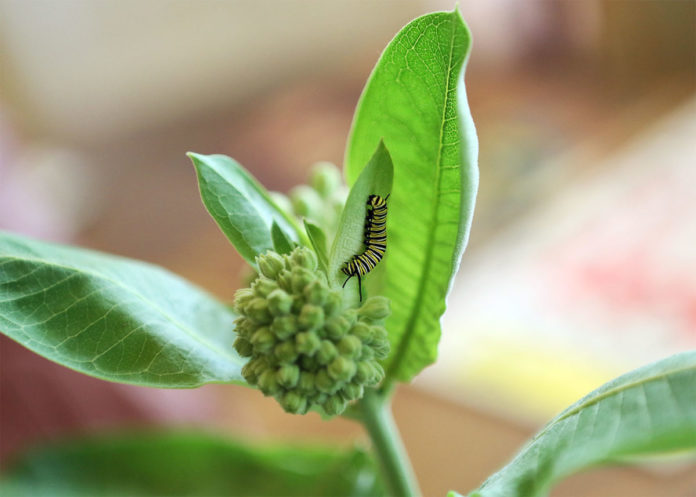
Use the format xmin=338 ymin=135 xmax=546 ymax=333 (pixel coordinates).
xmin=233 ymin=247 xmax=390 ymax=415
xmin=271 ymin=162 xmax=347 ymax=235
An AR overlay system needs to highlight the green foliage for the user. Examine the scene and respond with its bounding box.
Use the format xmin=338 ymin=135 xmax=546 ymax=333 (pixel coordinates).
xmin=304 ymin=220 xmax=330 ymax=274
xmin=189 ymin=152 xmax=302 ymax=266
xmin=454 ymin=352 xmax=696 ymax=497
xmin=344 ymin=10 xmax=478 ymax=384
xmin=0 ymin=231 xmax=244 ymax=388
xmin=0 ymin=432 xmax=383 ymax=497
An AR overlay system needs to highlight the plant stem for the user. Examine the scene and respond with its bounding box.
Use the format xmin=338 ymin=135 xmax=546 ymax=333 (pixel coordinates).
xmin=359 ymin=388 xmax=421 ymax=497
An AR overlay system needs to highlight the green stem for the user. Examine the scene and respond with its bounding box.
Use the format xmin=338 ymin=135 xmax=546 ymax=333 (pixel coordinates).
xmin=358 ymin=388 xmax=421 ymax=497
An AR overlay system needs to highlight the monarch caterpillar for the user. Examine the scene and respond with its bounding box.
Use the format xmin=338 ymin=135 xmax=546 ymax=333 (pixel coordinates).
xmin=342 ymin=194 xmax=389 ymax=301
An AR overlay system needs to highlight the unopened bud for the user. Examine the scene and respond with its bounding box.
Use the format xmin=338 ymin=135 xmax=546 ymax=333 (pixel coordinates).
xmin=328 ymin=356 xmax=357 ymax=382
xmin=291 ymin=267 xmax=315 ymax=294
xmin=258 ymin=252 xmax=286 ymax=279
xmin=310 ymin=162 xmax=342 ymax=198
xmin=337 ymin=335 xmax=362 ymax=358
xmin=315 ymin=368 xmax=338 ymax=394
xmin=297 ymin=372 xmax=315 ymax=392
xmin=252 ymin=278 xmax=277 ymax=298
xmin=349 ymin=322 xmax=373 ymax=343
xmin=234 ymin=288 xmax=255 ymax=311
xmin=290 ymin=185 xmax=322 ymax=218
xmin=247 ymin=298 xmax=272 ymax=324
xmin=295 ymin=331 xmax=320 ymax=356
xmin=276 ymin=270 xmax=293 ymax=292
xmin=267 ymin=289 xmax=293 ymax=316
xmin=271 ymin=315 xmax=297 ymax=340
xmin=233 ymin=337 xmax=253 ymax=357
xmin=323 ymin=394 xmax=346 ymax=416
xmin=303 ymin=280 xmax=327 ymax=306
xmin=298 ymin=304 xmax=324 ymax=331
xmin=251 ymin=327 xmax=276 ymax=354
xmin=280 ymin=391 xmax=308 ymax=414
xmin=316 ymin=340 xmax=338 ymax=365
xmin=357 ymin=296 xmax=390 ymax=321
xmin=276 ymin=364 xmax=300 ymax=388
xmin=274 ymin=341 xmax=298 ymax=363
xmin=323 ymin=291 xmax=343 ymax=317
xmin=258 ymin=369 xmax=280 ymax=395
xmin=324 ymin=315 xmax=350 ymax=340
xmin=291 ymin=247 xmax=318 ymax=271
xmin=340 ymin=383 xmax=364 ymax=402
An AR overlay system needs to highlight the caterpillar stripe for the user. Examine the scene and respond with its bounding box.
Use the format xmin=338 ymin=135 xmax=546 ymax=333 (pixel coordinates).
xmin=342 ymin=194 xmax=389 ymax=301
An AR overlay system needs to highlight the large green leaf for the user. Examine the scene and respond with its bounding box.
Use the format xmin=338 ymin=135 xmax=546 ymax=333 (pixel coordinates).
xmin=454 ymin=352 xmax=696 ymax=497
xmin=0 ymin=231 xmax=244 ymax=388
xmin=329 ymin=141 xmax=393 ymax=302
xmin=189 ymin=152 xmax=303 ymax=266
xmin=0 ymin=431 xmax=383 ymax=497
xmin=344 ymin=10 xmax=478 ymax=383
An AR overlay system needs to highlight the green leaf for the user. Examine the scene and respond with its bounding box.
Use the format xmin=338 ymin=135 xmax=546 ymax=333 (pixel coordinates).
xmin=304 ymin=219 xmax=329 ymax=274
xmin=328 ymin=141 xmax=393 ymax=298
xmin=271 ymin=221 xmax=294 ymax=255
xmin=0 ymin=431 xmax=383 ymax=497
xmin=344 ymin=10 xmax=478 ymax=383
xmin=458 ymin=352 xmax=696 ymax=497
xmin=0 ymin=231 xmax=245 ymax=388
xmin=188 ymin=152 xmax=302 ymax=266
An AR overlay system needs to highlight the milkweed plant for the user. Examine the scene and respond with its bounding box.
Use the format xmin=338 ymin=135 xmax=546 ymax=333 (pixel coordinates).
xmin=1 ymin=8 xmax=694 ymax=497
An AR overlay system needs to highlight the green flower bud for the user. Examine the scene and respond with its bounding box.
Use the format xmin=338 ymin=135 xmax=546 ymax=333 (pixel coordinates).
xmin=233 ymin=337 xmax=253 ymax=357
xmin=371 ymin=325 xmax=388 ymax=342
xmin=372 ymin=338 xmax=390 ymax=359
xmin=298 ymin=304 xmax=324 ymax=331
xmin=274 ymin=341 xmax=299 ymax=363
xmin=360 ymin=346 xmax=375 ymax=360
xmin=252 ymin=278 xmax=277 ymax=298
xmin=291 ymin=247 xmax=318 ymax=271
xmin=343 ymin=309 xmax=358 ymax=328
xmin=316 ymin=340 xmax=338 ymax=366
xmin=300 ymin=354 xmax=318 ymax=371
xmin=233 ymin=288 xmax=255 ymax=311
xmin=276 ymin=270 xmax=293 ymax=292
xmin=328 ymin=356 xmax=357 ymax=382
xmin=247 ymin=298 xmax=272 ymax=324
xmin=258 ymin=369 xmax=280 ymax=395
xmin=323 ymin=290 xmax=343 ymax=317
xmin=340 ymin=382 xmax=364 ymax=402
xmin=267 ymin=288 xmax=293 ymax=316
xmin=303 ymin=280 xmax=327 ymax=306
xmin=337 ymin=335 xmax=362 ymax=358
xmin=323 ymin=394 xmax=346 ymax=416
xmin=315 ymin=368 xmax=339 ymax=394
xmin=355 ymin=361 xmax=373 ymax=384
xmin=258 ymin=252 xmax=286 ymax=279
xmin=297 ymin=372 xmax=315 ymax=392
xmin=291 ymin=267 xmax=315 ymax=294
xmin=271 ymin=315 xmax=297 ymax=340
xmin=349 ymin=322 xmax=373 ymax=344
xmin=290 ymin=185 xmax=322 ymax=218
xmin=276 ymin=364 xmax=300 ymax=388
xmin=280 ymin=391 xmax=307 ymax=414
xmin=369 ymin=362 xmax=385 ymax=385
xmin=241 ymin=360 xmax=259 ymax=384
xmin=312 ymin=393 xmax=328 ymax=405
xmin=358 ymin=296 xmax=390 ymax=321
xmin=310 ymin=161 xmax=342 ymax=198
xmin=234 ymin=317 xmax=254 ymax=339
xmin=295 ymin=331 xmax=320 ymax=356
xmin=324 ymin=316 xmax=349 ymax=340
xmin=251 ymin=327 xmax=276 ymax=354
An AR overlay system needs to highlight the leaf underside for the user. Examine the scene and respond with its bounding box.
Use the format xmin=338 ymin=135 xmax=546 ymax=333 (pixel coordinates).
xmin=0 ymin=231 xmax=245 ymax=388
xmin=344 ymin=10 xmax=478 ymax=383
xmin=458 ymin=352 xmax=696 ymax=497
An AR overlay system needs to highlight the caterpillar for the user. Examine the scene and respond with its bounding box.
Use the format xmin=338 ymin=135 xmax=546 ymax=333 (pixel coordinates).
xmin=342 ymin=194 xmax=389 ymax=301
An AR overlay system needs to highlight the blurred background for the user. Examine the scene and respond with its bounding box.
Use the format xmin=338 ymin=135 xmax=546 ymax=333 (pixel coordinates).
xmin=1 ymin=0 xmax=695 ymax=496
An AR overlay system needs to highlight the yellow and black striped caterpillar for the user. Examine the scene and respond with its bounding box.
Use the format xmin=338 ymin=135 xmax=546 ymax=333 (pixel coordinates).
xmin=342 ymin=194 xmax=389 ymax=301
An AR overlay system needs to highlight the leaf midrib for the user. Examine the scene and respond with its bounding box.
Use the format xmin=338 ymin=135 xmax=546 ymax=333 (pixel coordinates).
xmin=532 ymin=362 xmax=696 ymax=443
xmin=0 ymin=254 xmax=240 ymax=363
xmin=385 ymin=16 xmax=459 ymax=383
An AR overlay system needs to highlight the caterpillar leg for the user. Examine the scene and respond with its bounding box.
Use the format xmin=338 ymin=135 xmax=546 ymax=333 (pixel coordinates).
xmin=342 ymin=274 xmax=352 ymax=288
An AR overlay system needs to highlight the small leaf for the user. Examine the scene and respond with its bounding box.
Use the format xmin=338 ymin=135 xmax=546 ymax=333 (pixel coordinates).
xmin=0 ymin=231 xmax=245 ymax=388
xmin=304 ymin=219 xmax=329 ymax=274
xmin=189 ymin=152 xmax=302 ymax=266
xmin=328 ymin=141 xmax=393 ymax=297
xmin=0 ymin=431 xmax=383 ymax=497
xmin=344 ymin=10 xmax=478 ymax=384
xmin=271 ymin=221 xmax=294 ymax=255
xmin=461 ymin=352 xmax=696 ymax=497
